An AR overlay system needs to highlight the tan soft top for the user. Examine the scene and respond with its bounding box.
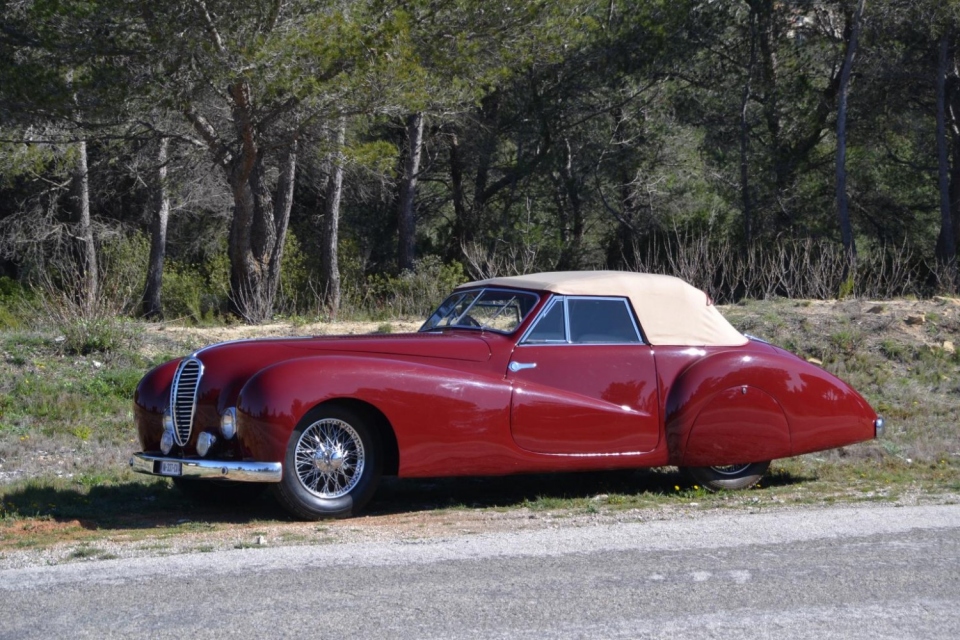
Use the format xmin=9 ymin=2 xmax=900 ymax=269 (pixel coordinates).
xmin=459 ymin=271 xmax=747 ymax=347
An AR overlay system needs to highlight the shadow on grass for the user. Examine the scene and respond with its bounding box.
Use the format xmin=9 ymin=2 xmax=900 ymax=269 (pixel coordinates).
xmin=0 ymin=467 xmax=812 ymax=531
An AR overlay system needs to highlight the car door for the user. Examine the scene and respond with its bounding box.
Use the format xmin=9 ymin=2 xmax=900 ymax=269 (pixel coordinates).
xmin=507 ymin=296 xmax=661 ymax=455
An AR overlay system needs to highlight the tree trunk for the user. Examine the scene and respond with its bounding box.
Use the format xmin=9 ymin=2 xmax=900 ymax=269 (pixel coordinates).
xmin=447 ymin=130 xmax=471 ymax=261
xmin=216 ymin=80 xmax=296 ymax=324
xmin=836 ymin=0 xmax=865 ymax=272
xmin=142 ymin=137 xmax=170 ymax=319
xmin=264 ymin=137 xmax=298 ymax=308
xmin=555 ymin=138 xmax=584 ymax=270
xmin=321 ymin=119 xmax=346 ymax=316
xmin=226 ymin=154 xmax=273 ymax=323
xmin=936 ymin=32 xmax=957 ymax=277
xmin=949 ymin=87 xmax=960 ymax=268
xmin=740 ymin=8 xmax=758 ymax=244
xmin=397 ymin=112 xmax=425 ymax=272
xmin=70 ymin=138 xmax=98 ymax=316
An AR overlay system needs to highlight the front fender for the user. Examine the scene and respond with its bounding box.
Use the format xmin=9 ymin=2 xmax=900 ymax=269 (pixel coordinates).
xmin=235 ymin=355 xmax=513 ymax=474
xmin=133 ymin=358 xmax=181 ymax=451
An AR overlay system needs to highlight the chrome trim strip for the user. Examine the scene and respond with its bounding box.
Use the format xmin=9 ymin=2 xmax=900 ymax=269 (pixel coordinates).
xmin=129 ymin=453 xmax=282 ymax=483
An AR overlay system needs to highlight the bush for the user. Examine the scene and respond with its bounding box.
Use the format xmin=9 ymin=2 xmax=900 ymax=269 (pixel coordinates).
xmin=348 ymin=256 xmax=466 ymax=318
xmin=98 ymin=232 xmax=149 ymax=315
xmin=0 ymin=276 xmax=29 ymax=330
xmin=59 ymin=317 xmax=138 ymax=356
xmin=275 ymin=232 xmax=311 ymax=315
xmin=161 ymin=260 xmax=225 ymax=324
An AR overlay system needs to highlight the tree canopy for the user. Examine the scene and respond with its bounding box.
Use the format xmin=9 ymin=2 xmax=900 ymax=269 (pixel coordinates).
xmin=1 ymin=0 xmax=958 ymax=322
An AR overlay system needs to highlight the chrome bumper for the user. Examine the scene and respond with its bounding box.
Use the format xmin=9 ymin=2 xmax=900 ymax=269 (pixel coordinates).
xmin=129 ymin=453 xmax=282 ymax=483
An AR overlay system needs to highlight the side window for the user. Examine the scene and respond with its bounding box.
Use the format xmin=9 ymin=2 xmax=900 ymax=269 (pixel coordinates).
xmin=522 ymin=300 xmax=567 ymax=343
xmin=521 ymin=297 xmax=642 ymax=344
xmin=568 ymin=298 xmax=641 ymax=344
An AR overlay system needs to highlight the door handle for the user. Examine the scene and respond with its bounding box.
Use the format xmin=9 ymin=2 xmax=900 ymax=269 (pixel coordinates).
xmin=509 ymin=361 xmax=537 ymax=372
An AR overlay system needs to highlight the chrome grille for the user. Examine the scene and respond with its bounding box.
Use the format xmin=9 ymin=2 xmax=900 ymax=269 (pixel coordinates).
xmin=170 ymin=357 xmax=203 ymax=447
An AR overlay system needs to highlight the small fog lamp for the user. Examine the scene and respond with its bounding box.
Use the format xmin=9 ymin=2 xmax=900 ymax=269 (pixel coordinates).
xmin=162 ymin=409 xmax=174 ymax=434
xmin=160 ymin=428 xmax=175 ymax=455
xmin=220 ymin=407 xmax=238 ymax=440
xmin=196 ymin=432 xmax=217 ymax=457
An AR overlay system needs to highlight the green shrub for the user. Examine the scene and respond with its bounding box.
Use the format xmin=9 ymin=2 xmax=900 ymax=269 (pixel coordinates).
xmin=161 ymin=262 xmax=207 ymax=322
xmin=0 ymin=277 xmax=24 ymax=329
xmin=275 ymin=231 xmax=310 ymax=315
xmin=161 ymin=253 xmax=230 ymax=324
xmin=99 ymin=232 xmax=150 ymax=314
xmin=353 ymin=256 xmax=466 ymax=318
xmin=59 ymin=317 xmax=137 ymax=355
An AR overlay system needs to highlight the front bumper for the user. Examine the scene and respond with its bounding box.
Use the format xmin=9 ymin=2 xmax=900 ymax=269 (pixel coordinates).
xmin=129 ymin=453 xmax=282 ymax=483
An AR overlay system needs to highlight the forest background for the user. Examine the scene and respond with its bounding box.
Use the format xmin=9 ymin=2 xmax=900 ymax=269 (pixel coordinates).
xmin=1 ymin=0 xmax=959 ymax=327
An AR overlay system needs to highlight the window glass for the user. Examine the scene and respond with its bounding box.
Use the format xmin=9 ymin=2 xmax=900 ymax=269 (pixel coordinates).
xmin=568 ymin=298 xmax=641 ymax=344
xmin=522 ymin=300 xmax=566 ymax=343
xmin=421 ymin=289 xmax=538 ymax=333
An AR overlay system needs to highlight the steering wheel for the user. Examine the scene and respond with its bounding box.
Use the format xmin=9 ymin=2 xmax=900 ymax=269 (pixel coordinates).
xmin=458 ymin=314 xmax=481 ymax=328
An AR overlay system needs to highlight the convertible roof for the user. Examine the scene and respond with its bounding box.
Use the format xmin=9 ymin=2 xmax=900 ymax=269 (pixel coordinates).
xmin=458 ymin=271 xmax=748 ymax=347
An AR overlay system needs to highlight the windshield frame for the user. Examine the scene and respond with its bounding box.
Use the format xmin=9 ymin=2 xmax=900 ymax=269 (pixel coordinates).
xmin=419 ymin=287 xmax=541 ymax=335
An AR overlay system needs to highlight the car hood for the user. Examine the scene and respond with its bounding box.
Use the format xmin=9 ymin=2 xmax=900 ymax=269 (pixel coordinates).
xmin=134 ymin=332 xmax=494 ymax=436
xmin=194 ymin=331 xmax=493 ymax=363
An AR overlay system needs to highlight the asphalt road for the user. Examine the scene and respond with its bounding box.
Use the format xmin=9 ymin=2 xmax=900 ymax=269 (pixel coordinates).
xmin=2 ymin=504 xmax=959 ymax=639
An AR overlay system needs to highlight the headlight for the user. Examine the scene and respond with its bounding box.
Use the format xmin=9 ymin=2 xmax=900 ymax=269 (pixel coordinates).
xmin=196 ymin=432 xmax=217 ymax=457
xmin=220 ymin=407 xmax=238 ymax=440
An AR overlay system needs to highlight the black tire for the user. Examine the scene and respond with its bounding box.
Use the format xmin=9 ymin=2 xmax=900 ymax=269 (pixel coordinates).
xmin=171 ymin=477 xmax=268 ymax=505
xmin=680 ymin=461 xmax=771 ymax=491
xmin=271 ymin=405 xmax=382 ymax=520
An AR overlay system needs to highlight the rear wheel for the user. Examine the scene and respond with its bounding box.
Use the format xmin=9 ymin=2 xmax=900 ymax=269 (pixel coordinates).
xmin=680 ymin=461 xmax=770 ymax=491
xmin=271 ymin=405 xmax=382 ymax=520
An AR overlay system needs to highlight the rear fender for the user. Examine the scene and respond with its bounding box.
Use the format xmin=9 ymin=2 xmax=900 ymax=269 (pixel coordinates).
xmin=665 ymin=350 xmax=793 ymax=466
xmin=665 ymin=349 xmax=876 ymax=465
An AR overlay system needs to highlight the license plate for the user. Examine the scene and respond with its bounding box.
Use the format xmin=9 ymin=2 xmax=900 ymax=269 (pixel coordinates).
xmin=159 ymin=461 xmax=182 ymax=476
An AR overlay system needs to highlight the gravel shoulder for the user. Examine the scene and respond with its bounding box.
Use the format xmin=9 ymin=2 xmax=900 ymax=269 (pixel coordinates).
xmin=2 ymin=482 xmax=958 ymax=571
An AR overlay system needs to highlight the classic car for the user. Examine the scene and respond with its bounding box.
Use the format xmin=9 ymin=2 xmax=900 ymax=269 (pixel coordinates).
xmin=131 ymin=271 xmax=884 ymax=520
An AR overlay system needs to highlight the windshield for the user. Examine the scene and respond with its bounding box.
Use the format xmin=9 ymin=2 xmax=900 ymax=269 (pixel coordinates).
xmin=420 ymin=288 xmax=539 ymax=334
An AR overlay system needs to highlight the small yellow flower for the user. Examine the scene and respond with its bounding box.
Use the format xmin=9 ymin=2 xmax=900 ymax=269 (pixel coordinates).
xmin=674 ymin=485 xmax=680 ymax=491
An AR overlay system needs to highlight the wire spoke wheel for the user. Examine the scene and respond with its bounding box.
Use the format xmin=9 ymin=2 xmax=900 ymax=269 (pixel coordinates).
xmin=273 ymin=405 xmax=382 ymax=520
xmin=294 ymin=418 xmax=365 ymax=499
xmin=708 ymin=464 xmax=752 ymax=476
xmin=681 ymin=461 xmax=770 ymax=491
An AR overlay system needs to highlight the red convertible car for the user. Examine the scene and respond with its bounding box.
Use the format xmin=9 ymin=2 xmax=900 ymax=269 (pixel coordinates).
xmin=131 ymin=271 xmax=883 ymax=519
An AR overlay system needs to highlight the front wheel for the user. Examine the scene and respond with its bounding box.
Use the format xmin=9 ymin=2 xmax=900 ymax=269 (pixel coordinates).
xmin=680 ymin=461 xmax=770 ymax=491
xmin=272 ymin=405 xmax=382 ymax=520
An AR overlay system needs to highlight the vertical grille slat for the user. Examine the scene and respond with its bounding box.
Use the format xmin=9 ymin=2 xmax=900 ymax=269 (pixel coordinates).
xmin=170 ymin=358 xmax=203 ymax=447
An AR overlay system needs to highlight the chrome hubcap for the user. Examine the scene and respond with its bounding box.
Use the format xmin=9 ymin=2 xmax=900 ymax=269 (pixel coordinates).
xmin=313 ymin=445 xmax=346 ymax=475
xmin=294 ymin=418 xmax=365 ymax=499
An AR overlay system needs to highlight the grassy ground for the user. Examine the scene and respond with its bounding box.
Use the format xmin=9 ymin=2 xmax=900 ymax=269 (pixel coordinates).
xmin=0 ymin=297 xmax=958 ymax=557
